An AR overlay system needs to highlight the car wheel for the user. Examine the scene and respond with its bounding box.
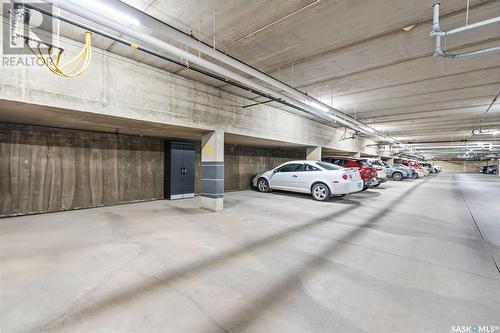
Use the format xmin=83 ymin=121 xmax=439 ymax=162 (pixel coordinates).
xmin=373 ymin=183 xmax=380 ymax=187
xmin=311 ymin=183 xmax=330 ymax=201
xmin=392 ymin=172 xmax=403 ymax=181
xmin=415 ymin=173 xmax=419 ymax=179
xmin=257 ymin=178 xmax=270 ymax=193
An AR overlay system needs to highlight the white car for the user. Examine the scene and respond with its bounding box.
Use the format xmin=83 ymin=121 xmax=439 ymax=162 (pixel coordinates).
xmin=363 ymin=158 xmax=388 ymax=185
xmin=251 ymin=160 xmax=364 ymax=201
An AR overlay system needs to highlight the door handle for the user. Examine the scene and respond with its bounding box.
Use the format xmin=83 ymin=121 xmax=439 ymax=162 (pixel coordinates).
xmin=180 ymin=168 xmax=187 ymax=174
xmin=292 ymin=175 xmax=298 ymax=178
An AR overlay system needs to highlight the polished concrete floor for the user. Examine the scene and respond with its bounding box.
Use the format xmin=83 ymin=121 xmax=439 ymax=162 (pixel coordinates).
xmin=1 ymin=173 xmax=499 ymax=333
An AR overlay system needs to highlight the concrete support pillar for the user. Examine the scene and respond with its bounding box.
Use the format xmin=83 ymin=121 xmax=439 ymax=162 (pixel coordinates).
xmin=201 ymin=130 xmax=224 ymax=211
xmin=306 ymin=146 xmax=322 ymax=161
xmin=497 ymin=159 xmax=500 ymax=177
xmin=386 ymin=158 xmax=395 ymax=165
xmin=353 ymin=152 xmax=361 ymax=158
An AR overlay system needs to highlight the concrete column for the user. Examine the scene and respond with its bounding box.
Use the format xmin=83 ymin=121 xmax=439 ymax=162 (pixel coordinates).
xmin=386 ymin=158 xmax=395 ymax=165
xmin=306 ymin=146 xmax=322 ymax=161
xmin=353 ymin=152 xmax=361 ymax=158
xmin=201 ymin=130 xmax=224 ymax=211
xmin=497 ymin=159 xmax=500 ymax=177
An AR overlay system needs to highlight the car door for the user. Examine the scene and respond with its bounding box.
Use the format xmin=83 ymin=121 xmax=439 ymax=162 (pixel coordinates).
xmin=268 ymin=163 xmax=304 ymax=190
xmin=296 ymin=163 xmax=322 ymax=192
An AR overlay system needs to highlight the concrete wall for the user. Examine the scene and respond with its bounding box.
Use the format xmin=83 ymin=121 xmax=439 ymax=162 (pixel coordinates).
xmin=0 ymin=122 xmax=311 ymax=215
xmin=0 ymin=26 xmax=379 ymax=156
xmin=433 ymin=160 xmax=486 ymax=173
xmin=224 ymin=145 xmax=305 ymax=191
xmin=0 ymin=123 xmax=164 ymax=216
xmin=193 ymin=144 xmax=305 ymax=193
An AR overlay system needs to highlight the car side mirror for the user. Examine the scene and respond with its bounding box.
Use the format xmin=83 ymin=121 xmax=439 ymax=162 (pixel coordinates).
xmin=273 ymin=169 xmax=279 ymax=173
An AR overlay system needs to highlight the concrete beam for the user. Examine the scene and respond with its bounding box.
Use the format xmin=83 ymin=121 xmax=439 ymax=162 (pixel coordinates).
xmin=0 ymin=29 xmax=381 ymax=157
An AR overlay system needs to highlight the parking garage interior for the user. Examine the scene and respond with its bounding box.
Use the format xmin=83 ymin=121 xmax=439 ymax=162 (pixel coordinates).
xmin=0 ymin=0 xmax=499 ymax=332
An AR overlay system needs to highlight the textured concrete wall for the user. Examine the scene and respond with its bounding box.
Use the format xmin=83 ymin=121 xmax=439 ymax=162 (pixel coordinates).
xmin=0 ymin=123 xmax=164 ymax=216
xmin=433 ymin=160 xmax=486 ymax=173
xmin=195 ymin=144 xmax=305 ymax=193
xmin=0 ymin=123 xmax=311 ymax=215
xmin=0 ymin=28 xmax=379 ymax=156
xmin=224 ymin=145 xmax=306 ymax=191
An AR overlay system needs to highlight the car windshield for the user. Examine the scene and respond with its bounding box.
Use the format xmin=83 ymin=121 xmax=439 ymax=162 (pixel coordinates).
xmin=316 ymin=161 xmax=343 ymax=170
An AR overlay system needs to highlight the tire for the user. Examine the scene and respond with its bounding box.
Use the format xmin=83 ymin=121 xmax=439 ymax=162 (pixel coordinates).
xmin=311 ymin=183 xmax=330 ymax=201
xmin=392 ymin=171 xmax=403 ymax=181
xmin=257 ymin=178 xmax=270 ymax=193
xmin=373 ymin=183 xmax=380 ymax=187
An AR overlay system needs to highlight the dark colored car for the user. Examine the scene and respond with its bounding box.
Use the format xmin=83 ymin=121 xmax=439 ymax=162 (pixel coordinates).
xmin=322 ymin=156 xmax=378 ymax=191
xmin=486 ymin=165 xmax=498 ymax=175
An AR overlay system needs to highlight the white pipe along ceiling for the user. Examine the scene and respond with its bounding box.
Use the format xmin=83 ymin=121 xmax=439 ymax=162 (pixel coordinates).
xmin=431 ymin=2 xmax=500 ymax=59
xmin=26 ymin=0 xmax=398 ymax=144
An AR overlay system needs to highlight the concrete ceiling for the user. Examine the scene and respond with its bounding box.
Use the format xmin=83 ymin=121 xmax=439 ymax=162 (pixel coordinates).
xmin=2 ymin=0 xmax=500 ymax=159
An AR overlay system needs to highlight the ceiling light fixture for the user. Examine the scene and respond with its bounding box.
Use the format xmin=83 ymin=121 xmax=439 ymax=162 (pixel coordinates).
xmin=402 ymin=24 xmax=416 ymax=32
xmin=472 ymin=129 xmax=500 ymax=136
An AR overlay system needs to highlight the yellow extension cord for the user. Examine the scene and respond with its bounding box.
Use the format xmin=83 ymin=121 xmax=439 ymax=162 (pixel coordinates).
xmin=26 ymin=32 xmax=92 ymax=78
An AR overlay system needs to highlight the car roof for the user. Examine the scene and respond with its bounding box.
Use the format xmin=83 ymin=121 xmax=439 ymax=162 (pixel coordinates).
xmin=323 ymin=156 xmax=362 ymax=160
xmin=278 ymin=160 xmax=316 ymax=164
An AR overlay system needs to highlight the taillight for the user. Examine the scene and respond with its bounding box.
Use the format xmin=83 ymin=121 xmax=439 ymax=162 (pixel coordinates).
xmin=342 ymin=174 xmax=348 ymax=180
xmin=375 ymin=167 xmax=383 ymax=171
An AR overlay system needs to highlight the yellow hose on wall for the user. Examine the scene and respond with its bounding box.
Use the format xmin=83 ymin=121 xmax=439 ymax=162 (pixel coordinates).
xmin=26 ymin=32 xmax=92 ymax=78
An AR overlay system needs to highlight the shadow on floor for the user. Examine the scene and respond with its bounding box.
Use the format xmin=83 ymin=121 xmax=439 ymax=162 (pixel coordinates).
xmin=217 ymin=177 xmax=433 ymax=332
xmin=264 ymin=189 xmax=363 ymax=204
xmin=39 ymin=177 xmax=432 ymax=332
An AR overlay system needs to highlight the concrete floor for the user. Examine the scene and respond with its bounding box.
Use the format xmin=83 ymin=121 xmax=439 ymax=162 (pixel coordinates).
xmin=1 ymin=173 xmax=499 ymax=333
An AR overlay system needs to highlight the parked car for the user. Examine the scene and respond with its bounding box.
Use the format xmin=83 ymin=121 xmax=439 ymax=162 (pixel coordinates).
xmin=322 ymin=156 xmax=378 ymax=190
xmin=422 ymin=163 xmax=439 ymax=174
xmin=252 ymin=160 xmax=364 ymax=201
xmin=486 ymin=165 xmax=498 ymax=175
xmin=480 ymin=165 xmax=497 ymax=174
xmin=402 ymin=161 xmax=425 ymax=178
xmin=384 ymin=162 xmax=411 ymax=181
xmin=393 ymin=163 xmax=416 ymax=178
xmin=362 ymin=159 xmax=388 ymax=185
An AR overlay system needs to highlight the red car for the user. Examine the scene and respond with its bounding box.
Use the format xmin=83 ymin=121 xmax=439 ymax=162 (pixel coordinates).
xmin=322 ymin=156 xmax=379 ymax=191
